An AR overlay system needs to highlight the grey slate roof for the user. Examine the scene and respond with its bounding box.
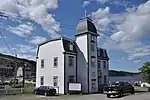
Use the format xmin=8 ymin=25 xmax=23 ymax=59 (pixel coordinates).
xmin=76 ymin=17 xmax=98 ymax=36
xmin=97 ymin=47 xmax=109 ymax=60
xmin=62 ymin=38 xmax=77 ymax=54
xmin=36 ymin=37 xmax=77 ymax=56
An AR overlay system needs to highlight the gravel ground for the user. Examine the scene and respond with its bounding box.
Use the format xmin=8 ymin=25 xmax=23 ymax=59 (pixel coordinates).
xmin=0 ymin=92 xmax=150 ymax=100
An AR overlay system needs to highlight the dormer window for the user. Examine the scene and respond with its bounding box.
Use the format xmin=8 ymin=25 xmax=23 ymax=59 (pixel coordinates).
xmin=103 ymin=50 xmax=106 ymax=57
xmin=70 ymin=43 xmax=73 ymax=51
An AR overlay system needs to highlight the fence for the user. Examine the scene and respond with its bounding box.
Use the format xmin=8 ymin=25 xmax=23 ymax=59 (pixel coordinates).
xmin=0 ymin=88 xmax=34 ymax=95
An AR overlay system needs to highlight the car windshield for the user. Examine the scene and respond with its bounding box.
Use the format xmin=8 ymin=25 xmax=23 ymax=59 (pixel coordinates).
xmin=108 ymin=82 xmax=123 ymax=86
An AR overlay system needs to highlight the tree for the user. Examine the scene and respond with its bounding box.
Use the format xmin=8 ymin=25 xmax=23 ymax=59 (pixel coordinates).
xmin=139 ymin=62 xmax=150 ymax=83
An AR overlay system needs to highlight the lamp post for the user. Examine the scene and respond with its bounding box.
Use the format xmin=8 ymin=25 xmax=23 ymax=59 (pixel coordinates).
xmin=23 ymin=63 xmax=26 ymax=88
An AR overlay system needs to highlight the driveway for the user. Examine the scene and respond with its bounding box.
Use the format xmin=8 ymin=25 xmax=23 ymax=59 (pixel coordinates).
xmin=0 ymin=92 xmax=150 ymax=100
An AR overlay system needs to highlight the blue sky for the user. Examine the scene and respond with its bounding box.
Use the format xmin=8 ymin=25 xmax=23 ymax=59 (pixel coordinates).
xmin=0 ymin=0 xmax=150 ymax=72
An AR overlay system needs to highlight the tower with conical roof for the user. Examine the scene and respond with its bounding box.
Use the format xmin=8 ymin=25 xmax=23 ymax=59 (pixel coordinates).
xmin=75 ymin=17 xmax=99 ymax=93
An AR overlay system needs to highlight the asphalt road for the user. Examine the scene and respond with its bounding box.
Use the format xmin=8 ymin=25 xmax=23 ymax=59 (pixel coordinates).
xmin=0 ymin=93 xmax=150 ymax=100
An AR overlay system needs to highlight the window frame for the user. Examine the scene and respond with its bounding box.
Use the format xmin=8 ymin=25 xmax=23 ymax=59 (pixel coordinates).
xmin=91 ymin=79 xmax=96 ymax=89
xmin=41 ymin=59 xmax=44 ymax=69
xmin=92 ymin=72 xmax=96 ymax=77
xmin=53 ymin=57 xmax=58 ymax=67
xmin=91 ymin=35 xmax=95 ymax=42
xmin=53 ymin=76 xmax=58 ymax=87
xmin=91 ymin=42 xmax=95 ymax=51
xmin=103 ymin=50 xmax=106 ymax=57
xmin=68 ymin=76 xmax=74 ymax=83
xmin=68 ymin=56 xmax=74 ymax=67
xmin=104 ymin=75 xmax=107 ymax=84
xmin=103 ymin=61 xmax=107 ymax=68
xmin=97 ymin=50 xmax=100 ymax=56
xmin=69 ymin=43 xmax=74 ymax=51
xmin=91 ymin=56 xmax=96 ymax=67
xmin=40 ymin=76 xmax=44 ymax=86
xmin=98 ymin=61 xmax=101 ymax=69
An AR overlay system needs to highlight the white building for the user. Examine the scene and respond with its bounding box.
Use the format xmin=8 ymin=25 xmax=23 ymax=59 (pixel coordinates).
xmin=36 ymin=17 xmax=109 ymax=94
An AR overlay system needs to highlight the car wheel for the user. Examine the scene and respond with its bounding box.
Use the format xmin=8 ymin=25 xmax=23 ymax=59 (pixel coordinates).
xmin=119 ymin=92 xmax=123 ymax=97
xmin=107 ymin=94 xmax=110 ymax=98
xmin=34 ymin=91 xmax=37 ymax=94
xmin=45 ymin=92 xmax=48 ymax=96
xmin=148 ymin=88 xmax=150 ymax=92
xmin=131 ymin=89 xmax=135 ymax=94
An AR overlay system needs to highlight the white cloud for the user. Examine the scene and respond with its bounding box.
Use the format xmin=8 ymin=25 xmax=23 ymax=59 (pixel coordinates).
xmin=91 ymin=0 xmax=150 ymax=60
xmin=92 ymin=7 xmax=110 ymax=19
xmin=83 ymin=1 xmax=91 ymax=7
xmin=0 ymin=0 xmax=60 ymax=38
xmin=17 ymin=53 xmax=35 ymax=61
xmin=29 ymin=36 xmax=47 ymax=45
xmin=128 ymin=45 xmax=150 ymax=60
xmin=96 ymin=0 xmax=109 ymax=4
xmin=14 ymin=44 xmax=36 ymax=53
xmin=0 ymin=44 xmax=36 ymax=60
xmin=7 ymin=23 xmax=34 ymax=37
xmin=0 ymin=48 xmax=9 ymax=54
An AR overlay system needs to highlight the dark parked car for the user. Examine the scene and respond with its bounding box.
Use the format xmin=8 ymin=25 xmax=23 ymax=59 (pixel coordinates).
xmin=34 ymin=86 xmax=56 ymax=96
xmin=103 ymin=82 xmax=135 ymax=98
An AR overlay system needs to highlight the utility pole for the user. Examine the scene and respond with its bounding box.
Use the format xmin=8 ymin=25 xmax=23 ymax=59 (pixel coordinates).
xmin=23 ymin=63 xmax=26 ymax=87
xmin=14 ymin=54 xmax=17 ymax=87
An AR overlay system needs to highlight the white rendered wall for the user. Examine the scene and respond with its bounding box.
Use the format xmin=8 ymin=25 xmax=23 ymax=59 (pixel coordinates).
xmin=36 ymin=39 xmax=65 ymax=94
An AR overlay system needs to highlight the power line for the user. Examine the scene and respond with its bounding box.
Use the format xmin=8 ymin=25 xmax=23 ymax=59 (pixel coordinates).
xmin=0 ymin=12 xmax=112 ymax=41
xmin=0 ymin=32 xmax=15 ymax=55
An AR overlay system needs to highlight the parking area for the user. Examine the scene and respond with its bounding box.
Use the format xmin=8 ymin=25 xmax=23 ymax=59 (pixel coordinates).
xmin=0 ymin=92 xmax=150 ymax=100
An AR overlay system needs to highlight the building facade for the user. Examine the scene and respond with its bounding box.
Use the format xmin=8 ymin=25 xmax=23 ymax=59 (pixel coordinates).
xmin=36 ymin=17 xmax=109 ymax=94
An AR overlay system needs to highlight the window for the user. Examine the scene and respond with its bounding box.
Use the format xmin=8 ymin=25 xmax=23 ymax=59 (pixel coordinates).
xmin=91 ymin=57 xmax=96 ymax=67
xmin=41 ymin=59 xmax=44 ymax=68
xmin=70 ymin=43 xmax=73 ymax=51
xmin=92 ymin=72 xmax=96 ymax=77
xmin=98 ymin=71 xmax=102 ymax=76
xmin=92 ymin=79 xmax=96 ymax=89
xmin=54 ymin=57 xmax=58 ymax=67
xmin=91 ymin=43 xmax=95 ymax=51
xmin=53 ymin=76 xmax=58 ymax=87
xmin=103 ymin=50 xmax=106 ymax=57
xmin=98 ymin=61 xmax=101 ymax=69
xmin=104 ymin=75 xmax=107 ymax=84
xmin=98 ymin=76 xmax=101 ymax=84
xmin=68 ymin=56 xmax=74 ymax=67
xmin=40 ymin=76 xmax=44 ymax=85
xmin=68 ymin=76 xmax=74 ymax=83
xmin=97 ymin=51 xmax=100 ymax=56
xmin=103 ymin=61 xmax=106 ymax=68
xmin=91 ymin=35 xmax=95 ymax=41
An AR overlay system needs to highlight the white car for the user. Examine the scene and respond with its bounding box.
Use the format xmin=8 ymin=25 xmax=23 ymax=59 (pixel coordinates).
xmin=141 ymin=82 xmax=150 ymax=87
